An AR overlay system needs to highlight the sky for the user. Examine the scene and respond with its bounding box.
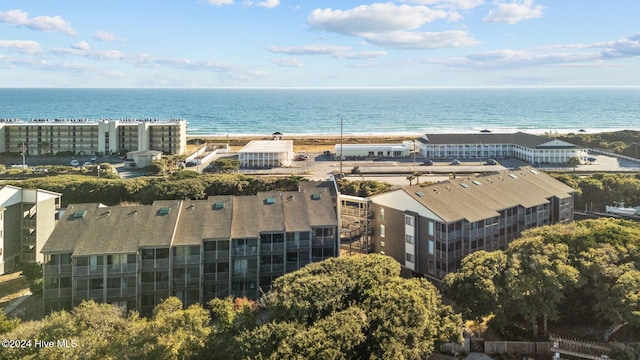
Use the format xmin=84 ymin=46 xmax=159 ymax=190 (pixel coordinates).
xmin=1 ymin=0 xmax=639 ymax=88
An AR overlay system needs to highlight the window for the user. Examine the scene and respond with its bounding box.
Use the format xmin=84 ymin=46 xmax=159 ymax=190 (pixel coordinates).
xmin=380 ymin=224 xmax=385 ymax=238
xmin=380 ymin=208 xmax=385 ymax=219
xmin=406 ymin=253 xmax=414 ymax=263
xmin=405 ymin=216 xmax=414 ymax=226
xmin=405 ymin=235 xmax=414 ymax=245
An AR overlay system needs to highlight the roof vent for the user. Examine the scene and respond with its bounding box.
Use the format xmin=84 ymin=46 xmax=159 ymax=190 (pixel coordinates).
xmin=508 ymin=173 xmax=518 ymax=179
xmin=264 ymin=197 xmax=276 ymax=205
xmin=311 ymin=193 xmax=321 ymax=200
xmin=187 ymin=204 xmax=196 ymax=210
xmin=213 ymin=202 xmax=225 ymax=210
xmin=159 ymin=207 xmax=171 ymax=215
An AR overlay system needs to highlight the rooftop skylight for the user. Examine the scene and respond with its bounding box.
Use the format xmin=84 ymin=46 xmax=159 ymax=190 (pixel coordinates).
xmin=159 ymin=207 xmax=171 ymax=215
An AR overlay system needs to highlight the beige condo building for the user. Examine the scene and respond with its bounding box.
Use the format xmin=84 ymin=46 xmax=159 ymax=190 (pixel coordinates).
xmin=0 ymin=119 xmax=187 ymax=156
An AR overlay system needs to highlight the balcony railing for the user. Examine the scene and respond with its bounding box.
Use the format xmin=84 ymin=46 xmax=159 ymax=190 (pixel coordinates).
xmin=22 ymin=219 xmax=36 ymax=228
xmin=106 ymin=287 xmax=137 ymax=298
xmin=141 ymin=281 xmax=169 ymax=292
xmin=43 ymin=288 xmax=72 ymax=298
xmin=73 ymin=266 xmax=103 ymax=276
xmin=286 ymin=240 xmax=311 ymax=249
xmin=44 ymin=264 xmax=72 ymax=275
xmin=312 ymin=237 xmax=335 ymax=247
xmin=203 ymin=250 xmax=230 ymax=260
xmin=203 ymin=272 xmax=229 ymax=282
xmin=107 ymin=263 xmax=136 ymax=274
xmin=260 ymin=243 xmax=284 ymax=253
xmin=172 ymin=255 xmax=201 ymax=265
xmin=232 ymin=268 xmax=257 ymax=278
xmin=141 ymin=258 xmax=170 ymax=268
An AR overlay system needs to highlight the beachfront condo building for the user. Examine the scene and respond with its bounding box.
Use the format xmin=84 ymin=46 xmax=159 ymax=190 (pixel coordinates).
xmin=416 ymin=132 xmax=587 ymax=165
xmin=0 ymin=185 xmax=62 ymax=274
xmin=41 ymin=188 xmax=338 ymax=314
xmin=368 ymin=167 xmax=574 ymax=281
xmin=0 ymin=118 xmax=187 ymax=156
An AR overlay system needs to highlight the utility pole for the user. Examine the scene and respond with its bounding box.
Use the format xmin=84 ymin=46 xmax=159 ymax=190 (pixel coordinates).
xmin=20 ymin=142 xmax=26 ymax=169
xmin=339 ymin=118 xmax=343 ymax=177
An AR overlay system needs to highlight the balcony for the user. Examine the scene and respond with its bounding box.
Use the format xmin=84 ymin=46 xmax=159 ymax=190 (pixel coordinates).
xmin=73 ymin=266 xmax=103 ymax=276
xmin=141 ymin=281 xmax=169 ymax=292
xmin=232 ymin=268 xmax=257 ymax=278
xmin=107 ymin=263 xmax=136 ymax=274
xmin=173 ymin=255 xmax=201 ymax=265
xmin=286 ymin=240 xmax=310 ymax=249
xmin=43 ymin=288 xmax=72 ymax=299
xmin=203 ymin=250 xmax=229 ymax=261
xmin=106 ymin=287 xmax=137 ymax=298
xmin=203 ymin=272 xmax=229 ymax=282
xmin=44 ymin=264 xmax=72 ymax=275
xmin=260 ymin=243 xmax=284 ymax=253
xmin=141 ymin=258 xmax=170 ymax=268
xmin=22 ymin=219 xmax=36 ymax=228
xmin=312 ymin=237 xmax=335 ymax=247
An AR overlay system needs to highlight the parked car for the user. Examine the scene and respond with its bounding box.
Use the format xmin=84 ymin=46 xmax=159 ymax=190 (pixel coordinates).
xmin=587 ymin=157 xmax=597 ymax=162
xmin=450 ymin=159 xmax=461 ymax=165
xmin=70 ymin=159 xmax=80 ymax=166
xmin=185 ymin=161 xmax=197 ymax=167
xmin=423 ymin=159 xmax=434 ymax=166
xmin=83 ymin=161 xmax=93 ymax=166
xmin=485 ymin=159 xmax=498 ymax=165
xmin=294 ymin=154 xmax=308 ymax=161
xmin=90 ymin=155 xmax=97 ymax=161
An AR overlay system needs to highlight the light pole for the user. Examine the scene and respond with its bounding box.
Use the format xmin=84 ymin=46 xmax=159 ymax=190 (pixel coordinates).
xmin=20 ymin=142 xmax=26 ymax=169
xmin=339 ymin=118 xmax=343 ymax=177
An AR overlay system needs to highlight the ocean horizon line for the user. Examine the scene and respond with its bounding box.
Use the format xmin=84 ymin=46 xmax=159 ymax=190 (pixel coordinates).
xmin=187 ymin=127 xmax=633 ymax=138
xmin=2 ymin=85 xmax=640 ymax=90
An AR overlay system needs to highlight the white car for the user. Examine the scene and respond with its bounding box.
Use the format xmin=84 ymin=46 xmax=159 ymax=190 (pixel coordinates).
xmin=84 ymin=161 xmax=93 ymax=166
xmin=70 ymin=159 xmax=80 ymax=166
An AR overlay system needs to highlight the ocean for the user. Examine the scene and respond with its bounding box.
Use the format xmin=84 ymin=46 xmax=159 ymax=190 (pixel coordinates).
xmin=0 ymin=88 xmax=638 ymax=136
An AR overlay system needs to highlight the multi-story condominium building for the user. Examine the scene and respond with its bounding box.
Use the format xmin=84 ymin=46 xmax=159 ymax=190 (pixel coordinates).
xmin=0 ymin=118 xmax=187 ymax=156
xmin=369 ymin=167 xmax=574 ymax=281
xmin=415 ymin=132 xmax=587 ymax=165
xmin=0 ymin=185 xmax=61 ymax=274
xmin=41 ymin=189 xmax=338 ymax=314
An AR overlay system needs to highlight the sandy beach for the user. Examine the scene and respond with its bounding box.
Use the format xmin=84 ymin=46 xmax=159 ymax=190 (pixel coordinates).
xmin=188 ymin=133 xmax=423 ymax=152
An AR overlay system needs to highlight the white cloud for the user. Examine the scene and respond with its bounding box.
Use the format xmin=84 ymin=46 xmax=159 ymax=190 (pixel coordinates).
xmin=308 ymin=3 xmax=452 ymax=36
xmin=402 ymin=0 xmax=485 ymax=10
xmin=272 ymin=58 xmax=304 ymax=67
xmin=246 ymin=0 xmax=280 ymax=9
xmin=206 ymin=0 xmax=234 ymax=5
xmin=307 ymin=3 xmax=478 ymax=50
xmin=339 ymin=51 xmax=388 ymax=59
xmin=483 ymin=0 xmax=544 ymax=24
xmin=94 ymin=31 xmax=119 ymax=42
xmin=0 ymin=9 xmax=77 ymax=35
xmin=71 ymin=41 xmax=90 ymax=51
xmin=362 ymin=30 xmax=480 ymax=49
xmin=267 ymin=44 xmax=388 ymax=60
xmin=0 ymin=39 xmax=42 ymax=55
xmin=267 ymin=44 xmax=351 ymax=56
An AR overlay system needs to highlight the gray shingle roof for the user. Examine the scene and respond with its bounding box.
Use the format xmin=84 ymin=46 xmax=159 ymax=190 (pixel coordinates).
xmin=417 ymin=132 xmax=579 ymax=149
xmin=402 ymin=167 xmax=574 ymax=223
xmin=43 ymin=190 xmax=338 ymax=256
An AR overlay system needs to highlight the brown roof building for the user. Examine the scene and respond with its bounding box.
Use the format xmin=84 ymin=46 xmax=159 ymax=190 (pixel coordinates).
xmin=369 ymin=167 xmax=574 ymax=280
xmin=41 ymin=188 xmax=338 ymax=314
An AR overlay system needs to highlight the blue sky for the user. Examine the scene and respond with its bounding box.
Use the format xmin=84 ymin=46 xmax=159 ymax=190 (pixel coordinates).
xmin=1 ymin=0 xmax=639 ymax=88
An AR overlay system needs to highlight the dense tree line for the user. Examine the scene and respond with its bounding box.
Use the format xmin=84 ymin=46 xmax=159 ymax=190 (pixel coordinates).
xmin=552 ymin=172 xmax=640 ymax=211
xmin=1 ymin=255 xmax=463 ymax=359
xmin=557 ymin=130 xmax=640 ymax=158
xmin=5 ymin=173 xmax=303 ymax=206
xmin=443 ymin=218 xmax=640 ymax=343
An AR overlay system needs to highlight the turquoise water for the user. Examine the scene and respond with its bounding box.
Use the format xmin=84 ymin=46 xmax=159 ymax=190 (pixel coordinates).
xmin=0 ymin=88 xmax=638 ymax=135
